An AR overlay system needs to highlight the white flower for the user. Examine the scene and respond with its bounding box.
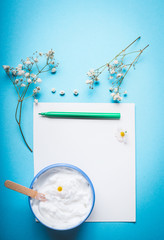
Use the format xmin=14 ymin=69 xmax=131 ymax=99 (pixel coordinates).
xmin=3 ymin=65 xmax=10 ymax=71
xmin=15 ymin=79 xmax=19 ymax=84
xmin=115 ymin=92 xmax=120 ymax=98
xmin=21 ymin=83 xmax=26 ymax=87
xmin=34 ymin=99 xmax=38 ymax=104
xmin=114 ymin=88 xmax=118 ymax=92
xmin=111 ymin=93 xmax=115 ymax=97
xmin=114 ymin=59 xmax=118 ymax=65
xmin=60 ymin=90 xmax=65 ymax=96
xmin=73 ymin=89 xmax=79 ymax=96
xmin=31 ymin=73 xmax=36 ymax=78
xmin=109 ymin=87 xmax=113 ymax=92
xmin=48 ymin=50 xmax=54 ymax=57
xmin=36 ymin=86 xmax=41 ymax=91
xmin=51 ymin=88 xmax=56 ymax=93
xmin=115 ymin=128 xmax=127 ymax=143
xmin=113 ymin=95 xmax=117 ymax=100
xmin=34 ymin=58 xmax=38 ymax=62
xmin=51 ymin=68 xmax=56 ymax=73
xmin=18 ymin=64 xmax=23 ymax=69
xmin=12 ymin=70 xmax=17 ymax=76
xmin=47 ymin=50 xmax=55 ymax=57
xmin=124 ymin=90 xmax=127 ymax=95
xmin=25 ymin=72 xmax=30 ymax=78
xmin=33 ymin=89 xmax=37 ymax=94
xmin=25 ymin=60 xmax=31 ymax=65
xmin=86 ymin=79 xmax=93 ymax=84
xmin=17 ymin=70 xmax=25 ymax=76
xmin=116 ymin=73 xmax=123 ymax=78
xmin=27 ymin=78 xmax=32 ymax=83
xmin=113 ymin=93 xmax=119 ymax=101
xmin=109 ymin=76 xmax=113 ymax=79
xmin=87 ymin=69 xmax=95 ymax=76
xmin=117 ymin=96 xmax=123 ymax=101
xmin=37 ymin=78 xmax=42 ymax=83
xmin=110 ymin=69 xmax=115 ymax=74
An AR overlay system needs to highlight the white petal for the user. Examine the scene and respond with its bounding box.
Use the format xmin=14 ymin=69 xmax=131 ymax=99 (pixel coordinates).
xmin=60 ymin=90 xmax=65 ymax=95
xmin=37 ymin=78 xmax=42 ymax=83
xmin=51 ymin=68 xmax=56 ymax=73
xmin=25 ymin=72 xmax=30 ymax=78
xmin=73 ymin=89 xmax=78 ymax=95
xmin=51 ymin=88 xmax=56 ymax=93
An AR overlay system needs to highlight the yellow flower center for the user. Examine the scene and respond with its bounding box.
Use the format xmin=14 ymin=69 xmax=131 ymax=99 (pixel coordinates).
xmin=57 ymin=186 xmax=62 ymax=192
xmin=120 ymin=131 xmax=125 ymax=137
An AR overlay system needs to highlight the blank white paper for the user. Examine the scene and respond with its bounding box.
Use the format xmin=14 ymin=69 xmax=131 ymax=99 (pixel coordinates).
xmin=33 ymin=103 xmax=135 ymax=222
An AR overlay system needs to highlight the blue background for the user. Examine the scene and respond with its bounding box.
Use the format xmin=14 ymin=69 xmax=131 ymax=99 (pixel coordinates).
xmin=0 ymin=0 xmax=164 ymax=239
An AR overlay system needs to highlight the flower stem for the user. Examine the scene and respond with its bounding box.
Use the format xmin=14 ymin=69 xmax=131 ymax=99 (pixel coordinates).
xmin=118 ymin=44 xmax=149 ymax=88
xmin=123 ymin=36 xmax=141 ymax=52
xmin=15 ymin=63 xmax=47 ymax=152
xmin=8 ymin=74 xmax=20 ymax=97
xmin=14 ymin=84 xmax=33 ymax=152
xmin=95 ymin=36 xmax=141 ymax=72
xmin=18 ymin=122 xmax=33 ymax=152
xmin=5 ymin=50 xmax=57 ymax=153
xmin=120 ymin=50 xmax=140 ymax=56
xmin=15 ymin=100 xmax=20 ymax=124
xmin=17 ymin=98 xmax=33 ymax=152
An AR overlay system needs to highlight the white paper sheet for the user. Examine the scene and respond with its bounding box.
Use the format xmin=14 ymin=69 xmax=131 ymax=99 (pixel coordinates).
xmin=33 ymin=103 xmax=135 ymax=222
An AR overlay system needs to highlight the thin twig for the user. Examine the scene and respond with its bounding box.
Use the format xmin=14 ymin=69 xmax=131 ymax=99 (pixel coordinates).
xmin=95 ymin=36 xmax=141 ymax=72
xmin=31 ymin=57 xmax=40 ymax=72
xmin=15 ymin=100 xmax=20 ymax=124
xmin=118 ymin=44 xmax=149 ymax=87
xmin=8 ymin=74 xmax=20 ymax=97
xmin=18 ymin=124 xmax=33 ymax=152
xmin=4 ymin=51 xmax=57 ymax=152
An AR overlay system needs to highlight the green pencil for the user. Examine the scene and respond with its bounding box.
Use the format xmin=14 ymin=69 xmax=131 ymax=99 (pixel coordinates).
xmin=39 ymin=112 xmax=121 ymax=119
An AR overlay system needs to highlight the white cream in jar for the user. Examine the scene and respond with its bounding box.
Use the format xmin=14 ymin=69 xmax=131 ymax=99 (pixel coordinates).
xmin=30 ymin=166 xmax=94 ymax=230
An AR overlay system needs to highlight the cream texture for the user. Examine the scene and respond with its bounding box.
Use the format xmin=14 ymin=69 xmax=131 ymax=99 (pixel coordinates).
xmin=30 ymin=167 xmax=93 ymax=229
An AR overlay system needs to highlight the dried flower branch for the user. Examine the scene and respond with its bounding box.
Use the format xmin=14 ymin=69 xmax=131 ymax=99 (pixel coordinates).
xmin=86 ymin=36 xmax=149 ymax=101
xmin=3 ymin=49 xmax=58 ymax=152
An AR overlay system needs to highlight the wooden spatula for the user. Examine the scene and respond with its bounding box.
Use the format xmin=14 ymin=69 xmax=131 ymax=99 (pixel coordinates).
xmin=4 ymin=180 xmax=46 ymax=201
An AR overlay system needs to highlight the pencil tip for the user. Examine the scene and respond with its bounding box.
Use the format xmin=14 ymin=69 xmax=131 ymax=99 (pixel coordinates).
xmin=39 ymin=113 xmax=44 ymax=115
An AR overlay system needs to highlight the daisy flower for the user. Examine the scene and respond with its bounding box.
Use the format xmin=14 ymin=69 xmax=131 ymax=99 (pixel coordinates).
xmin=115 ymin=128 xmax=127 ymax=143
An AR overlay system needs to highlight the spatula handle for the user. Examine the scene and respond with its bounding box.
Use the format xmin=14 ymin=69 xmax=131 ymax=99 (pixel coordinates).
xmin=4 ymin=180 xmax=37 ymax=199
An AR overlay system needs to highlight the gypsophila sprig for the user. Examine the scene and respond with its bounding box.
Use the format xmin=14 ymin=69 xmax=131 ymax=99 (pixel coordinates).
xmin=3 ymin=49 xmax=59 ymax=152
xmin=86 ymin=36 xmax=149 ymax=101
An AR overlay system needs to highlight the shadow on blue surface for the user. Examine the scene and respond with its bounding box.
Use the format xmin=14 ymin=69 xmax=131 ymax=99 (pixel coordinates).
xmin=45 ymin=226 xmax=81 ymax=240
